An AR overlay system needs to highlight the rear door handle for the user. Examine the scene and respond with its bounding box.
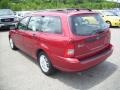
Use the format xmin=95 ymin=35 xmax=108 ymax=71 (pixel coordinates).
xmin=33 ymin=34 xmax=36 ymax=36
xmin=32 ymin=34 xmax=37 ymax=38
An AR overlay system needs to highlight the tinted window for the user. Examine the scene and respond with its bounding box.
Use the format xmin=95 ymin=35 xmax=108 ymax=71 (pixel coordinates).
xmin=71 ymin=14 xmax=109 ymax=36
xmin=41 ymin=16 xmax=62 ymax=34
xmin=27 ymin=16 xmax=62 ymax=34
xmin=28 ymin=16 xmax=42 ymax=31
xmin=18 ymin=17 xmax=30 ymax=30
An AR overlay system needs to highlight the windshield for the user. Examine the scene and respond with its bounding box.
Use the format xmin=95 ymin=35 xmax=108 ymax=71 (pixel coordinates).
xmin=71 ymin=14 xmax=109 ymax=36
xmin=0 ymin=9 xmax=14 ymax=16
xmin=102 ymin=11 xmax=115 ymax=16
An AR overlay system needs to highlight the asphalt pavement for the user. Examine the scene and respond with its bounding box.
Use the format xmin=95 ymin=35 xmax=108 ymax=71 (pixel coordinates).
xmin=0 ymin=28 xmax=120 ymax=90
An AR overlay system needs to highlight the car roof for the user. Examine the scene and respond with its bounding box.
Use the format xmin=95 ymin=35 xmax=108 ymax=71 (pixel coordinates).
xmin=29 ymin=8 xmax=98 ymax=17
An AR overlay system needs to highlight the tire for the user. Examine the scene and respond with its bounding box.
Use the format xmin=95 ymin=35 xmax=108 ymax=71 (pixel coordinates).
xmin=9 ymin=37 xmax=17 ymax=50
xmin=106 ymin=21 xmax=112 ymax=27
xmin=38 ymin=52 xmax=56 ymax=75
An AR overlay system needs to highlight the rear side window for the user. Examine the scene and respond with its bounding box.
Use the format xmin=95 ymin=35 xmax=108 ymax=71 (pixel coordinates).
xmin=41 ymin=16 xmax=62 ymax=34
xmin=27 ymin=16 xmax=62 ymax=34
xmin=28 ymin=16 xmax=42 ymax=31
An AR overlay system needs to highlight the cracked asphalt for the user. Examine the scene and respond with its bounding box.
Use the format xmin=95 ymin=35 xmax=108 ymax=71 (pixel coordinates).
xmin=0 ymin=28 xmax=120 ymax=90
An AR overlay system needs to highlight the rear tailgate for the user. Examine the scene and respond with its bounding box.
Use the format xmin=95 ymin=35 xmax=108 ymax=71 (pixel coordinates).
xmin=74 ymin=31 xmax=110 ymax=60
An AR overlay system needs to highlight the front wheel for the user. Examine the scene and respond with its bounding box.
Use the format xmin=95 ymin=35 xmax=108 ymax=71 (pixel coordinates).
xmin=9 ymin=38 xmax=17 ymax=50
xmin=38 ymin=52 xmax=56 ymax=75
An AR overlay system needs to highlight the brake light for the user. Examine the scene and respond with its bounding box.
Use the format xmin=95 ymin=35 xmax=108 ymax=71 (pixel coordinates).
xmin=64 ymin=44 xmax=75 ymax=58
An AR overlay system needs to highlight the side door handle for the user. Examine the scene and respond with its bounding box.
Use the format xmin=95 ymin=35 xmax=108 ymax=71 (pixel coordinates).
xmin=32 ymin=34 xmax=36 ymax=38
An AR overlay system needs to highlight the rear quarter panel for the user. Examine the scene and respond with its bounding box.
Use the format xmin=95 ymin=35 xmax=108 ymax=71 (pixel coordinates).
xmin=34 ymin=15 xmax=71 ymax=63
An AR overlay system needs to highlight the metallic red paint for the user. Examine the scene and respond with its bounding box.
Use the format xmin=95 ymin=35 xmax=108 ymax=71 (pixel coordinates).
xmin=9 ymin=10 xmax=113 ymax=72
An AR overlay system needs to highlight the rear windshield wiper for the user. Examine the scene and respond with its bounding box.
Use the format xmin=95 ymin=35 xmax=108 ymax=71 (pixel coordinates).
xmin=97 ymin=30 xmax=104 ymax=34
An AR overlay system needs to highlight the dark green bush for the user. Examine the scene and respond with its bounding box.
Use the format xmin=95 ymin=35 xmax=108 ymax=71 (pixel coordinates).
xmin=0 ymin=0 xmax=10 ymax=9
xmin=0 ymin=0 xmax=119 ymax=10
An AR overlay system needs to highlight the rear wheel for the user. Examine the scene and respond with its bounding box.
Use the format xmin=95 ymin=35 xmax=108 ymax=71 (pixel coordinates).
xmin=9 ymin=38 xmax=17 ymax=50
xmin=38 ymin=52 xmax=56 ymax=75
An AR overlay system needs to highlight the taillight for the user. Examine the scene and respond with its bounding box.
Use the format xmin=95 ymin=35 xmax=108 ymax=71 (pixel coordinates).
xmin=64 ymin=43 xmax=75 ymax=58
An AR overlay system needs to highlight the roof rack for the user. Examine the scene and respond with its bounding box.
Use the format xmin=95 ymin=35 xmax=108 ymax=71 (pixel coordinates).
xmin=44 ymin=8 xmax=92 ymax=13
xmin=64 ymin=8 xmax=92 ymax=11
xmin=33 ymin=8 xmax=92 ymax=14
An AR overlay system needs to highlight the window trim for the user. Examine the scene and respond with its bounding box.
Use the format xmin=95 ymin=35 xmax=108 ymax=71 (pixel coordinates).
xmin=17 ymin=16 xmax=31 ymax=31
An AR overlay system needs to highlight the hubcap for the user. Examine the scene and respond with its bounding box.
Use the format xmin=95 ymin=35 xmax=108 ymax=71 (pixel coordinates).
xmin=39 ymin=55 xmax=49 ymax=72
xmin=9 ymin=38 xmax=14 ymax=49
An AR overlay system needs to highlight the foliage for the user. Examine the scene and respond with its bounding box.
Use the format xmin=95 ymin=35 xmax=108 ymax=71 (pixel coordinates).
xmin=0 ymin=0 xmax=119 ymax=10
xmin=0 ymin=0 xmax=10 ymax=9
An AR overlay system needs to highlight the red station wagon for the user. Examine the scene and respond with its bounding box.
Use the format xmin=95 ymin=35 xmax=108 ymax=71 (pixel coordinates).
xmin=9 ymin=9 xmax=113 ymax=75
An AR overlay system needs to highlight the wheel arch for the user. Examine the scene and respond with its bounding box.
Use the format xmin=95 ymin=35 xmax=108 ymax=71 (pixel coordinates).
xmin=106 ymin=20 xmax=110 ymax=22
xmin=36 ymin=49 xmax=46 ymax=61
xmin=106 ymin=20 xmax=112 ymax=26
xmin=9 ymin=34 xmax=11 ymax=39
xmin=36 ymin=48 xmax=54 ymax=65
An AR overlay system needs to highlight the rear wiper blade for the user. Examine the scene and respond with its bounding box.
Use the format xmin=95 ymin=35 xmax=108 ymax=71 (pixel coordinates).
xmin=97 ymin=30 xmax=104 ymax=34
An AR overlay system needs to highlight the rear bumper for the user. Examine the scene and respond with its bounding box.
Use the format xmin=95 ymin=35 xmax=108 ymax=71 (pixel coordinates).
xmin=52 ymin=44 xmax=113 ymax=72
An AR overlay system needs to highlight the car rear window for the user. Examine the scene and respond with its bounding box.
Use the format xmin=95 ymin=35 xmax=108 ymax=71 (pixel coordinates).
xmin=70 ymin=14 xmax=109 ymax=36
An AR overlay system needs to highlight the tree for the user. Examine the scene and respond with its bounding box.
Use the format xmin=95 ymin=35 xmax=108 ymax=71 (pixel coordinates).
xmin=0 ymin=0 xmax=10 ymax=8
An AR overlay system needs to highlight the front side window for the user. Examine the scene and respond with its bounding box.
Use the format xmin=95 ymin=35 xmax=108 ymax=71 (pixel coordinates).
xmin=18 ymin=17 xmax=30 ymax=30
xmin=71 ymin=14 xmax=109 ymax=36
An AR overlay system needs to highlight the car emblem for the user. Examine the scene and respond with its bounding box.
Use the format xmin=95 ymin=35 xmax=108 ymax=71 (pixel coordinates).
xmin=78 ymin=44 xmax=85 ymax=48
